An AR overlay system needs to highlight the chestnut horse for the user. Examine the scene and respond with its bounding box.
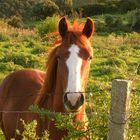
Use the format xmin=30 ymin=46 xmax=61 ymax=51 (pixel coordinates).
xmin=0 ymin=17 xmax=94 ymax=140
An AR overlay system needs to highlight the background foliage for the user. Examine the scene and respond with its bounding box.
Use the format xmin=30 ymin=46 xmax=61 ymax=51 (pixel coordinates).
xmin=0 ymin=15 xmax=140 ymax=139
xmin=0 ymin=0 xmax=140 ymax=139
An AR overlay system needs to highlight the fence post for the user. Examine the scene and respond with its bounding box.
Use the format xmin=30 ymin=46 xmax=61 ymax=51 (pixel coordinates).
xmin=108 ymin=79 xmax=132 ymax=140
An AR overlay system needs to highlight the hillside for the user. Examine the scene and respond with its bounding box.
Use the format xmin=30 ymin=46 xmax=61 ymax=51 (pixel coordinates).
xmin=0 ymin=17 xmax=140 ymax=139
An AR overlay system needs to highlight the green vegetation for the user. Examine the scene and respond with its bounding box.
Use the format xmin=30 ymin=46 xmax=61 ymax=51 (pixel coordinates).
xmin=30 ymin=105 xmax=91 ymax=139
xmin=36 ymin=15 xmax=59 ymax=36
xmin=0 ymin=0 xmax=140 ymax=32
xmin=0 ymin=0 xmax=140 ymax=140
xmin=86 ymin=32 xmax=140 ymax=139
xmin=0 ymin=14 xmax=140 ymax=139
xmin=0 ymin=0 xmax=59 ymax=20
xmin=16 ymin=119 xmax=49 ymax=140
xmin=1 ymin=0 xmax=140 ymax=19
xmin=0 ymin=0 xmax=140 ymax=139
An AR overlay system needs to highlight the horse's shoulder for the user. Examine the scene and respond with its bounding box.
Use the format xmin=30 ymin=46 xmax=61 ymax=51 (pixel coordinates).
xmin=0 ymin=69 xmax=45 ymax=97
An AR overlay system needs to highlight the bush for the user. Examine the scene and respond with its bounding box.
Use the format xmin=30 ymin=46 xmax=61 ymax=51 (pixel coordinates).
xmin=127 ymin=9 xmax=140 ymax=31
xmin=7 ymin=15 xmax=23 ymax=28
xmin=31 ymin=0 xmax=59 ymax=20
xmin=0 ymin=62 xmax=23 ymax=72
xmin=16 ymin=119 xmax=49 ymax=140
xmin=30 ymin=105 xmax=91 ymax=139
xmin=1 ymin=52 xmax=40 ymax=68
xmin=105 ymin=15 xmax=114 ymax=27
xmin=94 ymin=20 xmax=106 ymax=32
xmin=36 ymin=15 xmax=59 ymax=36
xmin=119 ymin=0 xmax=139 ymax=13
xmin=104 ymin=15 xmax=124 ymax=32
xmin=77 ymin=2 xmax=119 ymax=17
xmin=113 ymin=18 xmax=123 ymax=29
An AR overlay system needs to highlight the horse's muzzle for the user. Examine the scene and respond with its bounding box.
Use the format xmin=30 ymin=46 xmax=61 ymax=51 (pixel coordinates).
xmin=63 ymin=92 xmax=84 ymax=112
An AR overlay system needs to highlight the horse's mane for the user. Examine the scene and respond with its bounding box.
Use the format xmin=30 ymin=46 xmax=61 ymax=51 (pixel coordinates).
xmin=69 ymin=20 xmax=84 ymax=32
xmin=40 ymin=46 xmax=59 ymax=95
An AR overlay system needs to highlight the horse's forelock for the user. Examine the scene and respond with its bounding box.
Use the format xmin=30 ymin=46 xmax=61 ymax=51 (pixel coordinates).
xmin=68 ymin=20 xmax=84 ymax=32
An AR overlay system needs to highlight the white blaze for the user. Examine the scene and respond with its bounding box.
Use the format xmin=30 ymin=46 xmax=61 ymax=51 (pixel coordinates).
xmin=65 ymin=44 xmax=82 ymax=106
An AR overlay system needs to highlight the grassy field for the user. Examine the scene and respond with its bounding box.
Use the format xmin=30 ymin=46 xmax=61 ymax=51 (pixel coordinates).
xmin=0 ymin=18 xmax=140 ymax=139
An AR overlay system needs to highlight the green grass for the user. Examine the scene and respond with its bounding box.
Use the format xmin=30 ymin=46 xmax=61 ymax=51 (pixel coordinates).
xmin=0 ymin=18 xmax=140 ymax=139
xmin=86 ymin=32 xmax=140 ymax=139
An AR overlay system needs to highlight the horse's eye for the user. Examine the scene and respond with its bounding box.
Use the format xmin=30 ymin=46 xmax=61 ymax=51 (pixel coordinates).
xmin=88 ymin=56 xmax=93 ymax=60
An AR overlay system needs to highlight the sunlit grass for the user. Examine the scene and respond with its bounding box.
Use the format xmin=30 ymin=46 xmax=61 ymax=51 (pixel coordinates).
xmin=0 ymin=19 xmax=140 ymax=139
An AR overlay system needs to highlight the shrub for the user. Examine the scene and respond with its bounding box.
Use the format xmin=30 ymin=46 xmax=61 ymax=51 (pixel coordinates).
xmin=36 ymin=15 xmax=59 ymax=36
xmin=30 ymin=105 xmax=92 ymax=139
xmin=113 ymin=18 xmax=123 ymax=29
xmin=16 ymin=119 xmax=49 ymax=140
xmin=0 ymin=62 xmax=23 ymax=72
xmin=7 ymin=15 xmax=23 ymax=28
xmin=104 ymin=15 xmax=125 ymax=32
xmin=77 ymin=2 xmax=119 ymax=17
xmin=119 ymin=0 xmax=139 ymax=13
xmin=1 ymin=52 xmax=40 ymax=68
xmin=94 ymin=20 xmax=106 ymax=32
xmin=32 ymin=47 xmax=48 ymax=54
xmin=105 ymin=15 xmax=114 ymax=27
xmin=127 ymin=9 xmax=140 ymax=31
xmin=31 ymin=0 xmax=59 ymax=20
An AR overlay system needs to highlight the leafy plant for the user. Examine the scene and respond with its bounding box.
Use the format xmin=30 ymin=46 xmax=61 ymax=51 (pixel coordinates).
xmin=16 ymin=119 xmax=49 ymax=140
xmin=36 ymin=15 xmax=59 ymax=36
xmin=105 ymin=15 xmax=114 ymax=27
xmin=30 ymin=105 xmax=91 ymax=139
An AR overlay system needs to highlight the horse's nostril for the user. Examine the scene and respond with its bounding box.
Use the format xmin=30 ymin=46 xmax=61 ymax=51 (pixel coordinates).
xmin=63 ymin=92 xmax=84 ymax=111
xmin=64 ymin=93 xmax=67 ymax=103
xmin=79 ymin=94 xmax=84 ymax=106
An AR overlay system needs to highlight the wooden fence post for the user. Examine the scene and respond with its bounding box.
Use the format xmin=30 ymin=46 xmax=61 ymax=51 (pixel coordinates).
xmin=108 ymin=79 xmax=132 ymax=140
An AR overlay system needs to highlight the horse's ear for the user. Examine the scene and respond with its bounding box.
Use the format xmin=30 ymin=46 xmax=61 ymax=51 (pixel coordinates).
xmin=82 ymin=17 xmax=94 ymax=38
xmin=59 ymin=17 xmax=68 ymax=38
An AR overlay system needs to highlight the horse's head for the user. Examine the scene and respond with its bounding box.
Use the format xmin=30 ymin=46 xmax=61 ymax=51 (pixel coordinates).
xmin=56 ymin=17 xmax=94 ymax=112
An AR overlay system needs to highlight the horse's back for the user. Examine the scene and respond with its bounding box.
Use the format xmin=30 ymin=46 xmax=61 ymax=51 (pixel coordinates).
xmin=0 ymin=69 xmax=45 ymax=109
xmin=0 ymin=69 xmax=45 ymax=139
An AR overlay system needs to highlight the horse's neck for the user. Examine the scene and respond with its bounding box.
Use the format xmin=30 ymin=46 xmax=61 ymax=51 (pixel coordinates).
xmin=39 ymin=89 xmax=65 ymax=112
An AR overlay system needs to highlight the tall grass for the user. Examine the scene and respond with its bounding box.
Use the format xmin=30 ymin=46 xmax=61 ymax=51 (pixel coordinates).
xmin=0 ymin=17 xmax=140 ymax=139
